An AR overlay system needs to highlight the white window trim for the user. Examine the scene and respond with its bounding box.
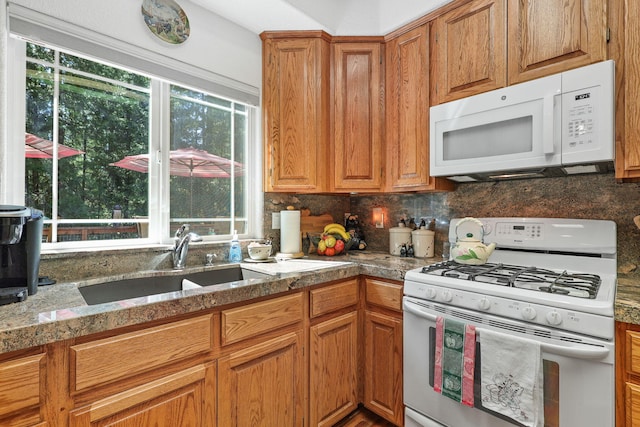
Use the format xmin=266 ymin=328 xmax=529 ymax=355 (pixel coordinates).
xmin=7 ymin=35 xmax=263 ymax=252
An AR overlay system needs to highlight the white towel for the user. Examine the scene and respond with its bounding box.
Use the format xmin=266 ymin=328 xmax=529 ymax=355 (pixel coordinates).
xmin=479 ymin=328 xmax=544 ymax=427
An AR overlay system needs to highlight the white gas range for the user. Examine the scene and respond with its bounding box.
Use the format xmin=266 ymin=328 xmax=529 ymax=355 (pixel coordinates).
xmin=403 ymin=217 xmax=616 ymax=427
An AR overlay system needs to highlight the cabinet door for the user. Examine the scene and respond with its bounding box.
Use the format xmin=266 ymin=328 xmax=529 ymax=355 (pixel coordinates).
xmin=364 ymin=310 xmax=403 ymax=426
xmin=309 ymin=311 xmax=359 ymax=427
xmin=332 ymin=42 xmax=384 ymax=192
xmin=262 ymin=34 xmax=330 ymax=193
xmin=612 ymin=0 xmax=640 ymax=178
xmin=507 ymin=0 xmax=607 ymax=85
xmin=218 ymin=332 xmax=304 ymax=427
xmin=69 ymin=364 xmax=215 ymax=427
xmin=0 ymin=353 xmax=47 ymax=426
xmin=385 ymin=27 xmax=455 ymax=193
xmin=432 ymin=0 xmax=507 ymax=104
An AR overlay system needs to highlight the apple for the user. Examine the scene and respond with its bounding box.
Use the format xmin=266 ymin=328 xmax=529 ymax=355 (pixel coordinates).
xmin=325 ymin=247 xmax=336 ymax=256
xmin=334 ymin=239 xmax=345 ymax=254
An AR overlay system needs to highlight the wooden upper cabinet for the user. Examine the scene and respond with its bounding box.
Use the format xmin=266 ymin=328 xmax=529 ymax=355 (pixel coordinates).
xmin=261 ymin=32 xmax=331 ymax=193
xmin=385 ymin=25 xmax=455 ymax=192
xmin=507 ymin=0 xmax=607 ymax=85
xmin=432 ymin=0 xmax=507 ymax=104
xmin=610 ymin=0 xmax=640 ymax=179
xmin=332 ymin=41 xmax=385 ymax=192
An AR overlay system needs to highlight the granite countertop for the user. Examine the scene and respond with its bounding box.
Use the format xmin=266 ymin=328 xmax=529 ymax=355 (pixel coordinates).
xmin=614 ymin=275 xmax=640 ymax=324
xmin=0 ymin=251 xmax=428 ymax=354
xmin=2 ymin=251 xmax=639 ymax=355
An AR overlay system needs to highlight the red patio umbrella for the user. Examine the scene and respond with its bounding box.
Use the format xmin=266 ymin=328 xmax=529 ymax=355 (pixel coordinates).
xmin=25 ymin=133 xmax=85 ymax=159
xmin=110 ymin=147 xmax=244 ymax=216
xmin=109 ymin=147 xmax=244 ymax=178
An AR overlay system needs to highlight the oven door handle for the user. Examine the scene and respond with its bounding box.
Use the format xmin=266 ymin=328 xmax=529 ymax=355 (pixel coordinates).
xmin=403 ymin=299 xmax=610 ymax=360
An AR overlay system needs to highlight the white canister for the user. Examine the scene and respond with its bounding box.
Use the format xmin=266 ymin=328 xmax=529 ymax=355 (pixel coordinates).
xmin=389 ymin=223 xmax=412 ymax=256
xmin=412 ymin=227 xmax=435 ymax=258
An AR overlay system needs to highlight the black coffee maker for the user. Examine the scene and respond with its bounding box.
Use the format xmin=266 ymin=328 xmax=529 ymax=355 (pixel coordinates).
xmin=0 ymin=205 xmax=43 ymax=305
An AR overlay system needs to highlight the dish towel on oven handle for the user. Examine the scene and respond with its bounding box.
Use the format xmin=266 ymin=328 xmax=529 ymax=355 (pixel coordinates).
xmin=479 ymin=328 xmax=544 ymax=427
xmin=433 ymin=316 xmax=476 ymax=407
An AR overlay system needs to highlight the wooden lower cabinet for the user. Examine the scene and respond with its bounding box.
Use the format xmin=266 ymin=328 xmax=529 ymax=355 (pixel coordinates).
xmin=364 ymin=311 xmax=403 ymax=426
xmin=310 ymin=311 xmax=359 ymax=427
xmin=616 ymin=321 xmax=640 ymax=427
xmin=218 ymin=331 xmax=304 ymax=427
xmin=363 ymin=278 xmax=404 ymax=426
xmin=69 ymin=363 xmax=215 ymax=427
xmin=2 ymin=276 xmax=406 ymax=427
xmin=0 ymin=351 xmax=47 ymax=426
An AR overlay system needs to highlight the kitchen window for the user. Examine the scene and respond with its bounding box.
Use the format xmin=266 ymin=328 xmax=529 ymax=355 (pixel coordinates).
xmin=11 ymin=38 xmax=260 ymax=248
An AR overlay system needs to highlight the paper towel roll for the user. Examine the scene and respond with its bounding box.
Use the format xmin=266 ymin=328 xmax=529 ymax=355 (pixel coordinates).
xmin=280 ymin=210 xmax=301 ymax=254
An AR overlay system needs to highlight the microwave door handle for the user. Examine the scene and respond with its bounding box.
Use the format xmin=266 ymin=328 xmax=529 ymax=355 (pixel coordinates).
xmin=542 ymin=93 xmax=559 ymax=154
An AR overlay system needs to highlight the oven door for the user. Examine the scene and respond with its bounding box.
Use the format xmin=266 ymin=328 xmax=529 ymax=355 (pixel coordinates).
xmin=403 ymin=296 xmax=614 ymax=427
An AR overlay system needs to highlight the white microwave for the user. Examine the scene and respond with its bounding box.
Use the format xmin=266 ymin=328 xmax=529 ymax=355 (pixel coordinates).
xmin=429 ymin=60 xmax=615 ymax=182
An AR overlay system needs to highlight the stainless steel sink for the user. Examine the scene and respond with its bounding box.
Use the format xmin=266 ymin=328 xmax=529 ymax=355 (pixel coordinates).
xmin=79 ymin=265 xmax=270 ymax=305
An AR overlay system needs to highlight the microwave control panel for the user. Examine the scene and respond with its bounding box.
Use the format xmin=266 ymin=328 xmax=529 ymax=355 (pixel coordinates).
xmin=563 ymin=86 xmax=600 ymax=150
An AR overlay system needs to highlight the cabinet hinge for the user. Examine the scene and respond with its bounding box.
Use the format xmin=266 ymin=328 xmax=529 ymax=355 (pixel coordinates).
xmin=606 ymin=27 xmax=611 ymax=43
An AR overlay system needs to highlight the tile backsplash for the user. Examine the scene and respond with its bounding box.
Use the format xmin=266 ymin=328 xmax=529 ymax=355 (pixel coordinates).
xmin=349 ymin=173 xmax=640 ymax=276
xmin=40 ymin=172 xmax=640 ymax=283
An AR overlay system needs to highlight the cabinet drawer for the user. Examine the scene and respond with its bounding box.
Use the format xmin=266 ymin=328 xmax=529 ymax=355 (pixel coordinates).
xmin=365 ymin=278 xmax=403 ymax=312
xmin=222 ymin=293 xmax=304 ymax=345
xmin=627 ymin=330 xmax=640 ymax=375
xmin=71 ymin=314 xmax=214 ymax=392
xmin=0 ymin=353 xmax=44 ymax=417
xmin=310 ymin=279 xmax=359 ymax=318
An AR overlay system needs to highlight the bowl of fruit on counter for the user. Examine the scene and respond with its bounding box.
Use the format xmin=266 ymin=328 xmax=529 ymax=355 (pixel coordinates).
xmin=311 ymin=222 xmax=357 ymax=256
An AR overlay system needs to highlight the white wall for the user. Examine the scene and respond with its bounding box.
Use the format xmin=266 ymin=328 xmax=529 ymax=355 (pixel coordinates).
xmin=8 ymin=0 xmax=263 ymax=88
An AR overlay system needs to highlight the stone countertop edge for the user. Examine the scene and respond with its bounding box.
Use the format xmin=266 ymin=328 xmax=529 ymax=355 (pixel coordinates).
xmin=0 ymin=252 xmax=428 ymax=354
xmin=1 ymin=251 xmax=638 ymax=354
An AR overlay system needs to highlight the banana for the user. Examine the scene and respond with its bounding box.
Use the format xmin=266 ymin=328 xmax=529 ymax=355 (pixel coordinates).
xmin=323 ymin=223 xmax=345 ymax=233
xmin=325 ymin=227 xmax=351 ymax=241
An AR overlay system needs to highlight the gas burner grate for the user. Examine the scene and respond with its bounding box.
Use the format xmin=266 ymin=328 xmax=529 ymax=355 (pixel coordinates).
xmin=421 ymin=261 xmax=601 ymax=299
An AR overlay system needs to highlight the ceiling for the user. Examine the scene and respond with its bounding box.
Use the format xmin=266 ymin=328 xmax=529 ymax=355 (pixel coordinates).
xmin=189 ymin=0 xmax=453 ymax=35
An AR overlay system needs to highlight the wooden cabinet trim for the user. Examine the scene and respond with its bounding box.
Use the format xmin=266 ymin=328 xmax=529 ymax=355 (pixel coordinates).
xmin=71 ymin=314 xmax=214 ymax=393
xmin=221 ymin=292 xmax=304 ymax=345
xmin=310 ymin=279 xmax=359 ymax=318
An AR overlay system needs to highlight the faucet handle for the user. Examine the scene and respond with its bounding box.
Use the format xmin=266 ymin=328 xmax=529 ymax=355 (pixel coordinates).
xmin=175 ymin=224 xmax=189 ymax=239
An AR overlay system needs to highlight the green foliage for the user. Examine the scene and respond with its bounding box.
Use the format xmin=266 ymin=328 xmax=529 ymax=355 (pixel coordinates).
xmin=24 ymin=42 xmax=247 ymax=235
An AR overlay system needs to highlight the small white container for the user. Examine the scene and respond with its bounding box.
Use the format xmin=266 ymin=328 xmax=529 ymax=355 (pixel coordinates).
xmin=389 ymin=223 xmax=412 ymax=256
xmin=248 ymin=243 xmax=272 ymax=260
xmin=412 ymin=227 xmax=435 ymax=258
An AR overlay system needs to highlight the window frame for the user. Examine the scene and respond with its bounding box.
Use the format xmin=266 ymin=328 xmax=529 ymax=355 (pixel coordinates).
xmin=7 ymin=36 xmax=263 ymax=251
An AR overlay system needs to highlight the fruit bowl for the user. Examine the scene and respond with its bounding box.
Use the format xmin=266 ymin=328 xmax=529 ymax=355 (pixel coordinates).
xmin=310 ymin=232 xmax=354 ymax=256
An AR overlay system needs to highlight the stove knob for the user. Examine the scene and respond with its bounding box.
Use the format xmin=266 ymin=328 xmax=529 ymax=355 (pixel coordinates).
xmin=441 ymin=290 xmax=453 ymax=302
xmin=425 ymin=288 xmax=437 ymax=300
xmin=521 ymin=306 xmax=537 ymax=320
xmin=546 ymin=311 xmax=562 ymax=326
xmin=477 ymin=297 xmax=491 ymax=311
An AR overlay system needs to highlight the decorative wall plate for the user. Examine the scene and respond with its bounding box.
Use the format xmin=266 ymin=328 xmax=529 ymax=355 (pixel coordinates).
xmin=141 ymin=0 xmax=190 ymax=45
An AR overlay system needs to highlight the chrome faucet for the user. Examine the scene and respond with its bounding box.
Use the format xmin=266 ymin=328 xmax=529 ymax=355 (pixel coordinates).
xmin=173 ymin=224 xmax=202 ymax=269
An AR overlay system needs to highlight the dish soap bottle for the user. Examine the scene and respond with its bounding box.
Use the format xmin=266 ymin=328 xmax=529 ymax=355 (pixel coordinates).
xmin=229 ymin=230 xmax=242 ymax=262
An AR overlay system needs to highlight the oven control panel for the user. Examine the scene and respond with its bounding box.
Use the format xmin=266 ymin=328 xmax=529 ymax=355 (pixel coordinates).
xmin=494 ymin=222 xmax=542 ymax=240
xmin=404 ymin=279 xmax=613 ymax=340
xmin=449 ymin=217 xmax=617 ymax=254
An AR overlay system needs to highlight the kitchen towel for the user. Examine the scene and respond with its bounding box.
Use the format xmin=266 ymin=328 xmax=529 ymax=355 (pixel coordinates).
xmin=479 ymin=328 xmax=544 ymax=427
xmin=434 ymin=316 xmax=476 ymax=407
xmin=280 ymin=210 xmax=301 ymax=255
